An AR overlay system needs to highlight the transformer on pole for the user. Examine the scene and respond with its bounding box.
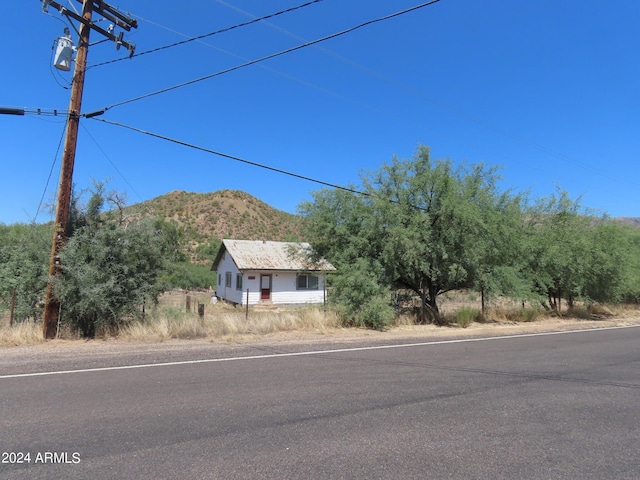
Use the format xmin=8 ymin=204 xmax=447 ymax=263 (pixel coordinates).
xmin=53 ymin=28 xmax=74 ymax=71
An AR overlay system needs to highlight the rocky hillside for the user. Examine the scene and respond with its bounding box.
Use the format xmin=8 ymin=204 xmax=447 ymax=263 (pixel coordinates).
xmin=123 ymin=190 xmax=304 ymax=258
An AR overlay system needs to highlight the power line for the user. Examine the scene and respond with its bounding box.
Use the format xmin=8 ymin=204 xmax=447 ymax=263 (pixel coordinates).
xmin=88 ymin=118 xmax=453 ymax=215
xmin=80 ymin=122 xmax=144 ymax=202
xmin=90 ymin=117 xmax=370 ymax=197
xmin=60 ymin=116 xmax=640 ymax=226
xmin=217 ymin=1 xmax=640 ymax=192
xmin=88 ymin=0 xmax=325 ymax=69
xmin=33 ymin=121 xmax=68 ymax=223
xmin=97 ymin=0 xmax=442 ymax=113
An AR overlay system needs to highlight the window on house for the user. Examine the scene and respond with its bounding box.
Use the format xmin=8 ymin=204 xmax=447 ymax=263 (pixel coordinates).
xmin=225 ymin=272 xmax=232 ymax=288
xmin=236 ymin=274 xmax=243 ymax=291
xmin=297 ymin=273 xmax=319 ymax=290
xmin=218 ymin=274 xmax=221 ymax=286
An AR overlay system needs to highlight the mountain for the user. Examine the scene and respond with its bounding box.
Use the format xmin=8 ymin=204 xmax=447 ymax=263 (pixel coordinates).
xmin=616 ymin=217 xmax=640 ymax=228
xmin=123 ymin=190 xmax=304 ymax=258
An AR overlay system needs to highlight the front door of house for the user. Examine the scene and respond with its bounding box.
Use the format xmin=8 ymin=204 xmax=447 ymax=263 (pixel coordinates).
xmin=260 ymin=274 xmax=272 ymax=300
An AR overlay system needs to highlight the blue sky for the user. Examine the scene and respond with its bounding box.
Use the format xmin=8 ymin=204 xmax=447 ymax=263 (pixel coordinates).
xmin=2 ymin=0 xmax=639 ymax=224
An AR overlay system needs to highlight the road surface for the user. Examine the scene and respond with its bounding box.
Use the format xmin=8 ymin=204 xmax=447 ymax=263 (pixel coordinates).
xmin=1 ymin=326 xmax=639 ymax=479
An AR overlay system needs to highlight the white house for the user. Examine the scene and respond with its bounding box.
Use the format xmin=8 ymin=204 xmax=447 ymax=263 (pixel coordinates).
xmin=211 ymin=239 xmax=336 ymax=306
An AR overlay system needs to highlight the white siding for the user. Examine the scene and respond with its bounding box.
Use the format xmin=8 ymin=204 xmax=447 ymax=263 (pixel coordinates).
xmin=268 ymin=272 xmax=327 ymax=305
xmin=215 ymin=266 xmax=327 ymax=306
xmin=241 ymin=273 xmax=262 ymax=305
xmin=214 ymin=252 xmax=244 ymax=305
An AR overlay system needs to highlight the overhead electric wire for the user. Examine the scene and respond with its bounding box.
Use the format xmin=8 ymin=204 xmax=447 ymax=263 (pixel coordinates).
xmin=125 ymin=16 xmax=237 ymax=60
xmin=88 ymin=0 xmax=325 ymax=69
xmin=97 ymin=0 xmax=442 ymax=113
xmin=80 ymin=123 xmax=144 ymax=202
xmin=90 ymin=118 xmax=451 ymax=215
xmin=90 ymin=117 xmax=371 ymax=198
xmin=216 ymin=1 xmax=640 ymax=192
xmin=33 ymin=121 xmax=67 ymax=222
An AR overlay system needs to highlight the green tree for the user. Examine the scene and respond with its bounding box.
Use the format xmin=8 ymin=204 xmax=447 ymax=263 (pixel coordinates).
xmin=0 ymin=223 xmax=51 ymax=322
xmin=301 ymin=146 xmax=522 ymax=325
xmin=469 ymin=187 xmax=531 ymax=312
xmin=520 ymin=190 xmax=636 ymax=310
xmin=195 ymin=237 xmax=222 ymax=262
xmin=155 ymin=219 xmax=188 ymax=263
xmin=329 ymin=258 xmax=395 ymax=330
xmin=84 ymin=181 xmax=106 ymax=231
xmin=54 ymin=219 xmax=167 ymax=337
xmin=523 ymin=190 xmax=595 ymax=311
xmin=161 ymin=262 xmax=217 ymax=290
xmin=620 ymin=227 xmax=640 ymax=303
xmin=582 ymin=220 xmax=637 ymax=305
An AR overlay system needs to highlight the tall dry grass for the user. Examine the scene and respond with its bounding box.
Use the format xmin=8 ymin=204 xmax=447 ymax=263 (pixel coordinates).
xmin=0 ymin=320 xmax=46 ymax=346
xmin=121 ymin=304 xmax=341 ymax=341
xmin=0 ymin=292 xmax=340 ymax=345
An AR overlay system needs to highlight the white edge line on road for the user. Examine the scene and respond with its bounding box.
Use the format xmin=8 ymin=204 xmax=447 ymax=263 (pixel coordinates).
xmin=1 ymin=324 xmax=638 ymax=379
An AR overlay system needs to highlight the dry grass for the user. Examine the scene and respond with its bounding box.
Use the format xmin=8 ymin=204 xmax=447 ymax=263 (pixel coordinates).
xmin=0 ymin=305 xmax=340 ymax=346
xmin=2 ymin=289 xmax=638 ymax=346
xmin=0 ymin=291 xmax=340 ymax=346
xmin=0 ymin=320 xmax=46 ymax=346
xmin=121 ymin=304 xmax=340 ymax=342
xmin=393 ymin=314 xmax=419 ymax=327
xmin=485 ymin=306 xmax=541 ymax=323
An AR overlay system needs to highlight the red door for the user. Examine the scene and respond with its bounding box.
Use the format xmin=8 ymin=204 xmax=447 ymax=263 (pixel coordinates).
xmin=260 ymin=275 xmax=272 ymax=300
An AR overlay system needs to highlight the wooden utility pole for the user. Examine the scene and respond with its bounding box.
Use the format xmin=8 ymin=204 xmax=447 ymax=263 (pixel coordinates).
xmin=41 ymin=0 xmax=137 ymax=339
xmin=42 ymin=0 xmax=92 ymax=339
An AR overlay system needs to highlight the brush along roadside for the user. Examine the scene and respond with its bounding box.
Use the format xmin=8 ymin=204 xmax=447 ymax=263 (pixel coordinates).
xmin=1 ymin=290 xmax=639 ymax=346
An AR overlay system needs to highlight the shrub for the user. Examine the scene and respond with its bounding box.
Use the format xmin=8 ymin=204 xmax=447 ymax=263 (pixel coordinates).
xmin=0 ymin=223 xmax=51 ymax=323
xmin=353 ymin=296 xmax=395 ymax=331
xmin=329 ymin=259 xmax=395 ymax=331
xmin=454 ymin=307 xmax=481 ymax=328
xmin=54 ymin=220 xmax=167 ymax=337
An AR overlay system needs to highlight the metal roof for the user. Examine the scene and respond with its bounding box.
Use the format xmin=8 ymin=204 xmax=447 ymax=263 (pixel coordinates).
xmin=212 ymin=240 xmax=336 ymax=272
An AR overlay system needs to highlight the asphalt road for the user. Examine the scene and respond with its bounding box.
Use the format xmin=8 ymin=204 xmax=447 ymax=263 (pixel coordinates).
xmin=1 ymin=327 xmax=639 ymax=479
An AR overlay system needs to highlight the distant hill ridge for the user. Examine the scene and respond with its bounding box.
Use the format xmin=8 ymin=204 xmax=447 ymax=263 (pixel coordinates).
xmin=617 ymin=217 xmax=640 ymax=228
xmin=124 ymin=189 xmax=304 ymax=247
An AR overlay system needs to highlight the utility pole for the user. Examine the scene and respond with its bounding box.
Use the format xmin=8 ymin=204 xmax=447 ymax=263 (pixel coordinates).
xmin=42 ymin=0 xmax=91 ymax=339
xmin=41 ymin=0 xmax=137 ymax=339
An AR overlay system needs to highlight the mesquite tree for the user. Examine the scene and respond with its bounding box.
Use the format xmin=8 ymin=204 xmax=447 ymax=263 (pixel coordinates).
xmin=300 ymin=146 xmax=524 ymax=324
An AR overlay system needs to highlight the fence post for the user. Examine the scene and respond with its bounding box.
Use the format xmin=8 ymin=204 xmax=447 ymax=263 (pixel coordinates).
xmin=186 ymin=294 xmax=191 ymax=312
xmin=323 ymin=281 xmax=327 ymax=311
xmin=198 ymin=303 xmax=205 ymax=318
xmin=246 ymin=288 xmax=249 ymax=321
